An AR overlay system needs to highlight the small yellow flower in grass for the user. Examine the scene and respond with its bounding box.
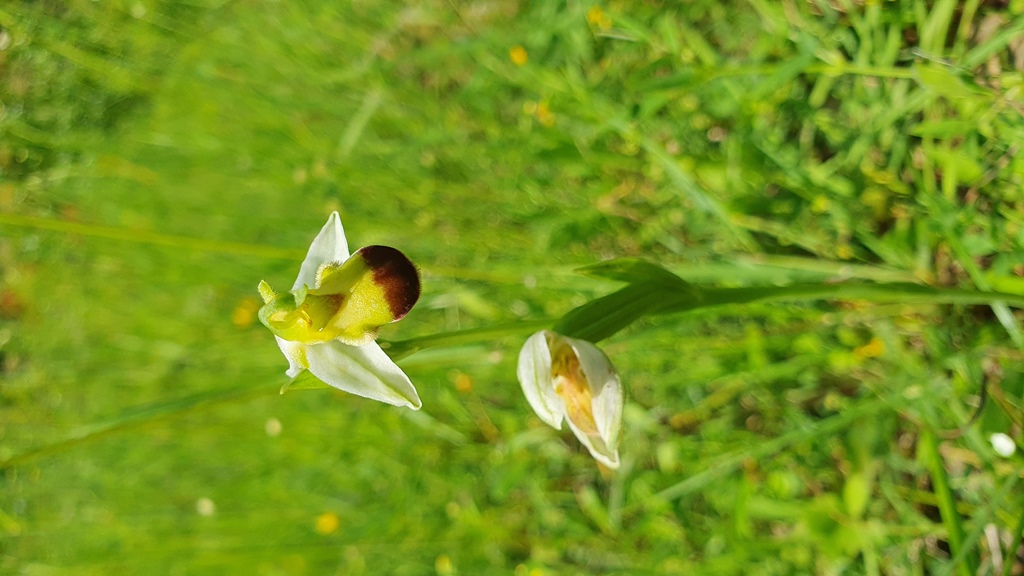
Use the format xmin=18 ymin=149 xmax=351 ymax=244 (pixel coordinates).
xmin=517 ymin=330 xmax=624 ymax=468
xmin=811 ymin=195 xmax=830 ymax=213
xmin=509 ymin=45 xmax=528 ymax=66
xmin=586 ymin=6 xmax=613 ymax=31
xmin=231 ymin=296 xmax=261 ymax=328
xmin=315 ymin=512 xmax=340 ymax=535
xmin=534 ymin=102 xmax=555 ymax=127
xmin=853 ymin=337 xmax=885 ymax=359
xmin=454 ymin=372 xmax=473 ymax=394
xmin=258 ymin=212 xmax=422 ymax=409
xmin=435 ymin=554 xmax=454 ymax=576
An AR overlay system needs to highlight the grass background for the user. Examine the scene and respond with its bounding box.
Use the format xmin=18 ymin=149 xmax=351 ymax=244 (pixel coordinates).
xmin=2 ymin=0 xmax=1024 ymax=574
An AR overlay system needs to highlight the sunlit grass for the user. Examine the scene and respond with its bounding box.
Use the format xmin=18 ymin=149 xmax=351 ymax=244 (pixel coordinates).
xmin=2 ymin=1 xmax=1024 ymax=574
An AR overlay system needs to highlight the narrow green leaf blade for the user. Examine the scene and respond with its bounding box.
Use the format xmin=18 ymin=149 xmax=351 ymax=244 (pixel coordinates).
xmin=575 ymin=258 xmax=691 ymax=287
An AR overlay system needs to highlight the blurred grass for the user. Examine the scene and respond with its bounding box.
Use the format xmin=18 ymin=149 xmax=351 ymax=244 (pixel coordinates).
xmin=2 ymin=0 xmax=1024 ymax=574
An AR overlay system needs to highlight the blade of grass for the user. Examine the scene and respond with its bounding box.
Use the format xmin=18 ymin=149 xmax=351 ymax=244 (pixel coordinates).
xmin=0 ymin=381 xmax=272 ymax=470
xmin=919 ymin=430 xmax=977 ymax=576
xmin=943 ymin=231 xmax=1024 ymax=349
xmin=335 ymin=88 xmax=383 ymax=161
xmin=937 ymin=472 xmax=1019 ymax=576
xmin=0 ymin=211 xmax=528 ymax=282
xmin=660 ymin=282 xmax=1024 ymax=314
xmin=638 ymin=137 xmax=758 ymax=252
xmin=0 ymin=212 xmax=303 ymax=260
xmin=634 ymin=396 xmax=889 ymax=509
xmin=1004 ymin=505 xmax=1024 ymax=576
xmin=962 ymin=13 xmax=1024 ymax=68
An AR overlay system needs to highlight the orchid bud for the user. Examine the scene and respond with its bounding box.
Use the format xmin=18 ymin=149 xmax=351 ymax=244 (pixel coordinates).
xmin=517 ymin=330 xmax=624 ymax=468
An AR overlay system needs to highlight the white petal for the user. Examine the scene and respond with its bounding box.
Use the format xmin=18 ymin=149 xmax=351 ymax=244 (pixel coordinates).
xmin=304 ymin=340 xmax=421 ymax=409
xmin=565 ymin=417 xmax=620 ymax=469
xmin=275 ymin=336 xmax=308 ymax=378
xmin=567 ymin=335 xmax=624 ymax=448
xmin=516 ymin=331 xmax=565 ymax=429
xmin=293 ymin=212 xmax=350 ymax=290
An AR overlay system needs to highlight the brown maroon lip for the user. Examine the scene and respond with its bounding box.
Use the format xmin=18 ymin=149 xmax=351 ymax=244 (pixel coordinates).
xmin=354 ymin=245 xmax=421 ymax=321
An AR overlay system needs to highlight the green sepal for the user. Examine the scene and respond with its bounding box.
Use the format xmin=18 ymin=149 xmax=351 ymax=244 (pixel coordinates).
xmin=279 ymin=370 xmax=331 ymax=394
xmin=257 ymin=280 xmax=276 ymax=304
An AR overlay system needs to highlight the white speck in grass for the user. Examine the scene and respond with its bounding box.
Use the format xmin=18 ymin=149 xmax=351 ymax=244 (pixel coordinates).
xmin=130 ymin=3 xmax=146 ymax=18
xmin=510 ymin=300 xmax=529 ymax=317
xmin=523 ymin=275 xmax=537 ymax=289
xmin=196 ymin=497 xmax=216 ymax=517
xmin=265 ymin=417 xmax=283 ymax=437
xmin=990 ymin=433 xmax=1016 ymax=458
xmin=902 ymin=386 xmax=923 ymax=400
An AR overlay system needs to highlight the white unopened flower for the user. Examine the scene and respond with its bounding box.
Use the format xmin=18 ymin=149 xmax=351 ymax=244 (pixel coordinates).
xmin=517 ymin=330 xmax=624 ymax=468
xmin=258 ymin=212 xmax=422 ymax=409
xmin=990 ymin=433 xmax=1016 ymax=458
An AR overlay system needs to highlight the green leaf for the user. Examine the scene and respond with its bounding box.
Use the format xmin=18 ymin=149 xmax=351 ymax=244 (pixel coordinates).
xmin=574 ymin=258 xmax=692 ymax=287
xmin=913 ymin=64 xmax=980 ymax=101
xmin=925 ymin=146 xmax=985 ymax=183
xmin=557 ymin=278 xmax=1024 ymax=345
xmin=554 ymin=281 xmax=690 ymax=343
xmin=555 ymin=259 xmax=700 ymax=342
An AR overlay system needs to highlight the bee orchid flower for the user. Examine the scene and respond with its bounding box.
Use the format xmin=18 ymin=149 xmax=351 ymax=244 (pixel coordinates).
xmin=258 ymin=212 xmax=422 ymax=409
xmin=517 ymin=330 xmax=624 ymax=468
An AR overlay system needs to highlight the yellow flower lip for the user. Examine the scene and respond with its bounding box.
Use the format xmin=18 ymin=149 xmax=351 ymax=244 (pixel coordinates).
xmin=260 ymin=244 xmax=421 ymax=347
xmin=549 ymin=332 xmax=599 ymax=436
xmin=354 ymin=245 xmax=420 ymax=322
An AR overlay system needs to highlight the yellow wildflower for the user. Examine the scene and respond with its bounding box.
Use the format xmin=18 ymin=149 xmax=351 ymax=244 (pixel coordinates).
xmin=510 ymin=45 xmax=528 ymax=66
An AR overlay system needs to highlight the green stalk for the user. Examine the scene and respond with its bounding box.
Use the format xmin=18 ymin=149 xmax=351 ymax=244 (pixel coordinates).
xmin=662 ymin=283 xmax=1024 ymax=313
xmin=383 ymin=319 xmax=553 ymax=361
